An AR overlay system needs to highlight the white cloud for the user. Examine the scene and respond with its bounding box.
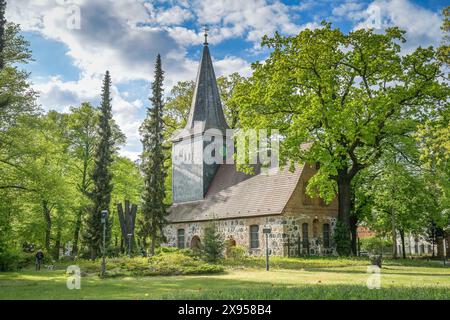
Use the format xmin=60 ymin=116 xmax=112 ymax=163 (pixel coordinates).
xmin=351 ymin=0 xmax=443 ymax=52
xmin=191 ymin=0 xmax=302 ymax=44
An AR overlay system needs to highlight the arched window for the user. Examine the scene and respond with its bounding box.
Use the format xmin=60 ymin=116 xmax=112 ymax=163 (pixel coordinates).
xmin=323 ymin=223 xmax=330 ymax=248
xmin=250 ymin=225 xmax=259 ymax=249
xmin=190 ymin=235 xmax=201 ymax=250
xmin=177 ymin=229 xmax=185 ymax=249
xmin=302 ymin=223 xmax=309 ymax=249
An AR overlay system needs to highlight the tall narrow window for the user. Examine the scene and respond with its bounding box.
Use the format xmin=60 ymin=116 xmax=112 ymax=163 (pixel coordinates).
xmin=250 ymin=225 xmax=259 ymax=249
xmin=177 ymin=229 xmax=185 ymax=249
xmin=302 ymin=223 xmax=309 ymax=248
xmin=323 ymin=223 xmax=330 ymax=248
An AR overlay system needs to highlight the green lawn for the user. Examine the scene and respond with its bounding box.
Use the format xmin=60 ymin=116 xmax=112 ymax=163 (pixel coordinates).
xmin=1 ymin=258 xmax=449 ymax=300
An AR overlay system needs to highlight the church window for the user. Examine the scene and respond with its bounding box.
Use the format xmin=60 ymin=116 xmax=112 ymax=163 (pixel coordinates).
xmin=191 ymin=235 xmax=201 ymax=250
xmin=177 ymin=229 xmax=185 ymax=249
xmin=250 ymin=225 xmax=259 ymax=249
xmin=302 ymin=223 xmax=309 ymax=248
xmin=323 ymin=223 xmax=330 ymax=248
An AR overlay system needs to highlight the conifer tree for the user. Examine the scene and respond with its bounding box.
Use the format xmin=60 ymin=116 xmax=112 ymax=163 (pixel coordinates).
xmin=141 ymin=55 xmax=167 ymax=255
xmin=84 ymin=71 xmax=114 ymax=259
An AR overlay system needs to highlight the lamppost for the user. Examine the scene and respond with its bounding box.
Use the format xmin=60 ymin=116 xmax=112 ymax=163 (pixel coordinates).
xmin=100 ymin=210 xmax=108 ymax=277
xmin=263 ymin=226 xmax=272 ymax=271
xmin=127 ymin=233 xmax=133 ymax=258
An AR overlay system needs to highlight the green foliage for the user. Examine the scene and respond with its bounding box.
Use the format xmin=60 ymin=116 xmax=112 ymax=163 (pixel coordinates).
xmin=202 ymin=223 xmax=225 ymax=263
xmin=226 ymin=245 xmax=247 ymax=262
xmin=0 ymin=249 xmax=52 ymax=272
xmin=360 ymin=237 xmax=393 ymax=255
xmin=141 ymin=55 xmax=168 ymax=255
xmin=234 ymin=22 xmax=448 ymax=231
xmin=76 ymin=252 xmax=224 ymax=277
xmin=84 ymin=71 xmax=116 ymax=259
xmin=333 ymin=221 xmax=351 ymax=256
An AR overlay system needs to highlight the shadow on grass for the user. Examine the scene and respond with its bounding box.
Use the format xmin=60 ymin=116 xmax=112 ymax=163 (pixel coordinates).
xmin=161 ymin=283 xmax=450 ymax=300
xmin=301 ymin=267 xmax=450 ymax=277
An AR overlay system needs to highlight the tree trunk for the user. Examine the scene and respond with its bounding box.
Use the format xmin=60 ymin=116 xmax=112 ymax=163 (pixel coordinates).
xmin=391 ymin=213 xmax=398 ymax=259
xmin=349 ymin=214 xmax=358 ymax=255
xmin=437 ymin=237 xmax=444 ymax=259
xmin=337 ymin=174 xmax=351 ymax=227
xmin=400 ymin=229 xmax=406 ymax=259
xmin=54 ymin=227 xmax=61 ymax=260
xmin=150 ymin=232 xmax=156 ymax=256
xmin=446 ymin=233 xmax=450 ymax=259
xmin=72 ymin=208 xmax=83 ymax=256
xmin=42 ymin=200 xmax=52 ymax=253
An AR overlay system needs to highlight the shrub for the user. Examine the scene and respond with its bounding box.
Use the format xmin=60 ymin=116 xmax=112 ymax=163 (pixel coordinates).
xmin=146 ymin=251 xmax=224 ymax=276
xmin=99 ymin=251 xmax=224 ymax=277
xmin=360 ymin=237 xmax=392 ymax=255
xmin=202 ymin=223 xmax=225 ymax=263
xmin=0 ymin=249 xmax=39 ymax=271
xmin=226 ymin=246 xmax=247 ymax=262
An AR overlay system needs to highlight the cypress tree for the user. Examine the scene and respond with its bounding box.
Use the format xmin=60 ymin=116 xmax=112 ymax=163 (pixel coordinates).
xmin=141 ymin=54 xmax=167 ymax=255
xmin=0 ymin=0 xmax=6 ymax=70
xmin=84 ymin=71 xmax=114 ymax=259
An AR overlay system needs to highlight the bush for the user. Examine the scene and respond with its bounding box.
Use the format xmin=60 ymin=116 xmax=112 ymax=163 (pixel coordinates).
xmin=226 ymin=246 xmax=247 ymax=262
xmin=0 ymin=250 xmax=39 ymax=271
xmin=203 ymin=223 xmax=225 ymax=263
xmin=98 ymin=251 xmax=224 ymax=277
xmin=146 ymin=251 xmax=224 ymax=276
xmin=360 ymin=237 xmax=392 ymax=255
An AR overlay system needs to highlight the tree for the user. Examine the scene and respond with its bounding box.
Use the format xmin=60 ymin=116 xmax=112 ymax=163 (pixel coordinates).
xmin=0 ymin=2 xmax=35 ymax=126
xmin=203 ymin=222 xmax=225 ymax=263
xmin=141 ymin=55 xmax=168 ymax=256
xmin=234 ymin=22 xmax=448 ymax=255
xmin=0 ymin=0 xmax=37 ymax=190
xmin=84 ymin=72 xmax=115 ymax=259
xmin=217 ymin=72 xmax=245 ymax=129
xmin=66 ymin=103 xmax=98 ymax=255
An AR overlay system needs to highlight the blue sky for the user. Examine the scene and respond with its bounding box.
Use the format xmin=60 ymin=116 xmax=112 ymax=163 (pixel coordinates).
xmin=6 ymin=0 xmax=448 ymax=160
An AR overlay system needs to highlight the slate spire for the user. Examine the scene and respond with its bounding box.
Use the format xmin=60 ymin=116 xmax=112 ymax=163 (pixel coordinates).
xmin=184 ymin=31 xmax=229 ymax=132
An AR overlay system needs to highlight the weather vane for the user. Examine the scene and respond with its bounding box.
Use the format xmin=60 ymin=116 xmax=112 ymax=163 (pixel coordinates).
xmin=203 ymin=25 xmax=209 ymax=45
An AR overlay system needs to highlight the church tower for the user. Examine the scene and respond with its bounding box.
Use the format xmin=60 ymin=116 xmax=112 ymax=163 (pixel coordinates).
xmin=171 ymin=29 xmax=229 ymax=203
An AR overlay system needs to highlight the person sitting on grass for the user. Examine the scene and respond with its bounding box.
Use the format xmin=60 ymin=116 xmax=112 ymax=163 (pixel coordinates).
xmin=35 ymin=249 xmax=44 ymax=271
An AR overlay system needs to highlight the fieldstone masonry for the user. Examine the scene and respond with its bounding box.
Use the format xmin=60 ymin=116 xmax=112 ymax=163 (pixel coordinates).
xmin=163 ymin=214 xmax=337 ymax=256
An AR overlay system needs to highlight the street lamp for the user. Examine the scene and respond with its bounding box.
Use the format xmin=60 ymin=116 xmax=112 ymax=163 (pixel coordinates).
xmin=263 ymin=226 xmax=272 ymax=271
xmin=100 ymin=210 xmax=108 ymax=277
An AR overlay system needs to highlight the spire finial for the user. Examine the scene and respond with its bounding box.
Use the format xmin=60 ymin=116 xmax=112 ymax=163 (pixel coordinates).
xmin=203 ymin=25 xmax=209 ymax=46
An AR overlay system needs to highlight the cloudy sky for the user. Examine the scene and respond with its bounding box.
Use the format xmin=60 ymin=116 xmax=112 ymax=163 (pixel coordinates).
xmin=6 ymin=0 xmax=447 ymax=160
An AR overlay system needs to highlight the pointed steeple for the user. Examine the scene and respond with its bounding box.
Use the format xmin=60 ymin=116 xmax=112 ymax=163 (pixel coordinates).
xmin=184 ymin=31 xmax=229 ymax=133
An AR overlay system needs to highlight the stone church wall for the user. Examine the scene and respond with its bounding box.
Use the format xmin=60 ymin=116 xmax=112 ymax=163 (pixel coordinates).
xmin=163 ymin=213 xmax=337 ymax=257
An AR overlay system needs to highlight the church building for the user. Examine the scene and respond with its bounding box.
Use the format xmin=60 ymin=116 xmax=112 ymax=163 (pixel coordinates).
xmin=163 ymin=35 xmax=338 ymax=256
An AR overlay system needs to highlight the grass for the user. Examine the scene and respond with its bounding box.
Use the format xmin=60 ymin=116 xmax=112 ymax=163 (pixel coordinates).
xmin=0 ymin=257 xmax=449 ymax=300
